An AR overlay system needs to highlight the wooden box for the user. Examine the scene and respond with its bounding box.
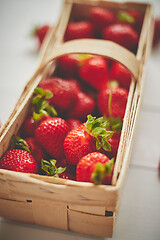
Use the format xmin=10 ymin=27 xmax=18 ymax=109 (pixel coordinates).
xmin=0 ymin=0 xmax=153 ymax=238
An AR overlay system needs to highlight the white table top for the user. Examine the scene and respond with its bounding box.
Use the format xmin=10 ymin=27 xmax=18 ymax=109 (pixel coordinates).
xmin=0 ymin=0 xmax=160 ymax=239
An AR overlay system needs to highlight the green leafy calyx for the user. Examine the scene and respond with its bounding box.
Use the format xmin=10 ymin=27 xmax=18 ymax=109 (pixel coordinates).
xmin=41 ymin=159 xmax=66 ymax=177
xmin=32 ymin=87 xmax=57 ymax=121
xmin=85 ymin=115 xmax=114 ymax=151
xmin=91 ymin=158 xmax=114 ymax=185
xmin=11 ymin=136 xmax=31 ymax=153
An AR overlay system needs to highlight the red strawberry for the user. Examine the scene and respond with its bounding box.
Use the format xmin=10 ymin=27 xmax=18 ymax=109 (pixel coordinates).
xmin=56 ymin=158 xmax=76 ymax=180
xmin=76 ymin=152 xmax=114 ymax=185
xmin=110 ymin=61 xmax=132 ymax=89
xmin=24 ymin=137 xmax=45 ymax=165
xmin=90 ymin=7 xmax=115 ymax=35
xmin=64 ymin=123 xmax=96 ymax=165
xmin=66 ymin=118 xmax=82 ymax=131
xmin=38 ymin=78 xmax=79 ymax=112
xmin=117 ymin=10 xmax=143 ymax=33
xmin=64 ymin=115 xmax=114 ymax=165
xmin=59 ymin=162 xmax=76 ymax=180
xmin=21 ymin=115 xmax=36 ymax=137
xmin=103 ymin=23 xmax=139 ymax=51
xmin=33 ymin=25 xmax=50 ymax=46
xmin=57 ymin=54 xmax=79 ymax=78
xmin=79 ymin=55 xmax=108 ymax=90
xmin=10 ymin=135 xmax=45 ymax=167
xmin=108 ymin=132 xmax=121 ymax=157
xmin=153 ymin=18 xmax=160 ymax=47
xmin=21 ymin=88 xmax=57 ymax=137
xmin=98 ymin=87 xmax=128 ymax=120
xmin=64 ymin=21 xmax=94 ymax=41
xmin=35 ymin=117 xmax=69 ymax=160
xmin=67 ymin=91 xmax=95 ymax=120
xmin=127 ymin=9 xmax=143 ymax=33
xmin=59 ymin=170 xmax=76 ymax=180
xmin=0 ymin=149 xmax=38 ymax=173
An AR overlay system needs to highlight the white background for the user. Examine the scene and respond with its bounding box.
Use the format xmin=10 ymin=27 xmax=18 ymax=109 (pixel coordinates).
xmin=0 ymin=0 xmax=160 ymax=239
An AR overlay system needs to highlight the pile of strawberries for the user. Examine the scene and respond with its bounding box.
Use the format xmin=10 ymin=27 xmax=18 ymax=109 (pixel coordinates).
xmin=0 ymin=6 xmax=144 ymax=185
xmin=64 ymin=7 xmax=143 ymax=53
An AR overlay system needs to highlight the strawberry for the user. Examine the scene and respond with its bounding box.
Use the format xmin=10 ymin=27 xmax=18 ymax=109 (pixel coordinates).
xmin=35 ymin=117 xmax=69 ymax=160
xmin=21 ymin=88 xmax=57 ymax=137
xmin=66 ymin=118 xmax=82 ymax=131
xmin=59 ymin=170 xmax=76 ymax=180
xmin=79 ymin=55 xmax=108 ymax=91
xmin=64 ymin=115 xmax=114 ymax=165
xmin=64 ymin=21 xmax=94 ymax=41
xmin=21 ymin=114 xmax=36 ymax=137
xmin=98 ymin=87 xmax=128 ymax=120
xmin=110 ymin=61 xmax=132 ymax=89
xmin=153 ymin=18 xmax=160 ymax=47
xmin=24 ymin=137 xmax=45 ymax=165
xmin=59 ymin=162 xmax=76 ymax=180
xmin=33 ymin=24 xmax=50 ymax=46
xmin=127 ymin=9 xmax=143 ymax=32
xmin=97 ymin=91 xmax=123 ymax=158
xmin=108 ymin=132 xmax=121 ymax=157
xmin=103 ymin=23 xmax=139 ymax=51
xmin=0 ymin=149 xmax=38 ymax=173
xmin=57 ymin=54 xmax=79 ymax=78
xmin=67 ymin=91 xmax=95 ymax=120
xmin=117 ymin=10 xmax=143 ymax=33
xmin=10 ymin=135 xmax=45 ymax=166
xmin=90 ymin=7 xmax=115 ymax=35
xmin=76 ymin=152 xmax=114 ymax=185
xmin=64 ymin=123 xmax=95 ymax=165
xmin=38 ymin=78 xmax=79 ymax=112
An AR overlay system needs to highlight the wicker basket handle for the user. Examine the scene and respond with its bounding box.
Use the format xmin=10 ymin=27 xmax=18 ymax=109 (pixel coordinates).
xmin=42 ymin=39 xmax=139 ymax=80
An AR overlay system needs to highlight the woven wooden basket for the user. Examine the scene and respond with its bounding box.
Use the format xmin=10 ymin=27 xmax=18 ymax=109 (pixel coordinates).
xmin=0 ymin=0 xmax=153 ymax=237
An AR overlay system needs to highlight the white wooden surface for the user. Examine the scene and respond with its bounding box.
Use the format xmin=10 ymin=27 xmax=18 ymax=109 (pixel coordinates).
xmin=0 ymin=0 xmax=160 ymax=239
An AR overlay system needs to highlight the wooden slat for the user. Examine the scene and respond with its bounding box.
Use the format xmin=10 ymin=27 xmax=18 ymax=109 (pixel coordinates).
xmin=44 ymin=39 xmax=139 ymax=81
xmin=0 ymin=198 xmax=34 ymax=224
xmin=68 ymin=209 xmax=115 ymax=237
xmin=0 ymin=169 xmax=119 ymax=211
xmin=32 ymin=200 xmax=68 ymax=230
xmin=69 ymin=203 xmax=106 ymax=216
xmin=112 ymin=4 xmax=153 ymax=186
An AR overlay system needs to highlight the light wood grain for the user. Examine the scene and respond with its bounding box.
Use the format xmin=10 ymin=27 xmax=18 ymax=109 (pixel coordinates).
xmin=68 ymin=209 xmax=115 ymax=237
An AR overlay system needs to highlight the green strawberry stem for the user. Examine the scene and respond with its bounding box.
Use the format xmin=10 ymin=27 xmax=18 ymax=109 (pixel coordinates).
xmin=91 ymin=158 xmax=114 ymax=185
xmin=11 ymin=136 xmax=31 ymax=153
xmin=85 ymin=115 xmax=114 ymax=151
xmin=41 ymin=159 xmax=66 ymax=177
xmin=117 ymin=11 xmax=135 ymax=23
xmin=32 ymin=87 xmax=57 ymax=121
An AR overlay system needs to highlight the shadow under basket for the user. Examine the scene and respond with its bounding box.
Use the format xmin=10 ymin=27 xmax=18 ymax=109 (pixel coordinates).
xmin=0 ymin=0 xmax=154 ymax=238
